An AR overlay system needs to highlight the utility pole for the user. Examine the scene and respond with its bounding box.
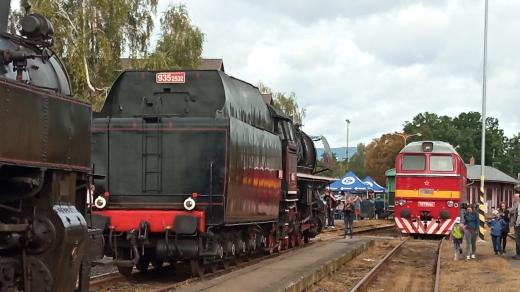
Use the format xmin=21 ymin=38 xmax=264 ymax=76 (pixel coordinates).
xmin=478 ymin=0 xmax=489 ymax=240
xmin=345 ymin=119 xmax=350 ymax=168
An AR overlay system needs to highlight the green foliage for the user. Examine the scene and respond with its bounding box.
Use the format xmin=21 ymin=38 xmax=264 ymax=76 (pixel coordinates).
xmin=10 ymin=1 xmax=203 ymax=110
xmin=403 ymin=111 xmax=513 ymax=176
xmin=257 ymin=81 xmax=306 ymax=125
xmin=365 ymin=134 xmax=402 ymax=185
xmin=144 ymin=5 xmax=204 ymax=70
xmin=349 ymin=143 xmax=367 ymax=179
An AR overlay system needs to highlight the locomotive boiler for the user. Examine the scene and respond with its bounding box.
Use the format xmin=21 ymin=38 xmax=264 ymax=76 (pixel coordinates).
xmin=90 ymin=70 xmax=331 ymax=276
xmin=0 ymin=1 xmax=93 ymax=291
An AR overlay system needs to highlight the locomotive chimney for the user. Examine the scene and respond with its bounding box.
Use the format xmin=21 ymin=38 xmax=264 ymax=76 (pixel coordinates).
xmin=0 ymin=0 xmax=10 ymax=33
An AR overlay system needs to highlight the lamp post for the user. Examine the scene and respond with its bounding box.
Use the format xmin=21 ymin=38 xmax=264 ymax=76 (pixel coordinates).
xmin=395 ymin=132 xmax=422 ymax=147
xmin=345 ymin=119 xmax=350 ymax=167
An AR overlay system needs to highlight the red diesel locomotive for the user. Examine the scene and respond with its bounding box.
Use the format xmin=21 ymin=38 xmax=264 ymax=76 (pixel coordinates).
xmin=394 ymin=141 xmax=467 ymax=235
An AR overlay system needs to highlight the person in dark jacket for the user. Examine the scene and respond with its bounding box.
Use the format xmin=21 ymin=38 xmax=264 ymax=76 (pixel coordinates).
xmin=463 ymin=205 xmax=479 ymax=260
xmin=325 ymin=190 xmax=337 ymax=228
xmin=343 ymin=197 xmax=355 ymax=239
xmin=498 ymin=202 xmax=510 ymax=253
xmin=487 ymin=210 xmax=508 ymax=255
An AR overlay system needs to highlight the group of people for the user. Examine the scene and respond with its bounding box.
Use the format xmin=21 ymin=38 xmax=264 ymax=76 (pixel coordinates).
xmin=450 ymin=193 xmax=520 ymax=261
xmin=324 ymin=191 xmax=361 ymax=239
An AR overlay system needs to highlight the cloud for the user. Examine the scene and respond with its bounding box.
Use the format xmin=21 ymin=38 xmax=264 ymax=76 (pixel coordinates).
xmin=160 ymin=0 xmax=520 ymax=146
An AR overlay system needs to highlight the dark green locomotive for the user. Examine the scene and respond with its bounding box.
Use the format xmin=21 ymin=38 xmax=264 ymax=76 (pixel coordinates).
xmin=0 ymin=1 xmax=93 ymax=291
xmin=91 ymin=70 xmax=330 ymax=276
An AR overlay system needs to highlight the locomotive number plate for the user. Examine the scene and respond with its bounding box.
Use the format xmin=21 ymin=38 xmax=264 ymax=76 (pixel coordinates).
xmin=419 ymin=188 xmax=433 ymax=195
xmin=156 ymin=72 xmax=185 ymax=84
xmin=418 ymin=201 xmax=435 ymax=207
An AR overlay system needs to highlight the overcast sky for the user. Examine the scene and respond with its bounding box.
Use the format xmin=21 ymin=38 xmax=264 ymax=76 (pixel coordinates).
xmin=155 ymin=0 xmax=519 ymax=147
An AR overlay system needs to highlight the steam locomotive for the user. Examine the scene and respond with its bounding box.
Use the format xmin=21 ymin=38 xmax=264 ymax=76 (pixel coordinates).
xmin=0 ymin=1 xmax=93 ymax=291
xmin=90 ymin=70 xmax=332 ymax=276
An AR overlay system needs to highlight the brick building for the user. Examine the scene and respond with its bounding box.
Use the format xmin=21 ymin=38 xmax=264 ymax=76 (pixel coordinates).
xmin=465 ymin=163 xmax=518 ymax=209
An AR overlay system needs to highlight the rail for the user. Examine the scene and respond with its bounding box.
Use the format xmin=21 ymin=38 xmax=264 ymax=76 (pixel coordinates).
xmin=350 ymin=237 xmax=442 ymax=292
xmin=433 ymin=238 xmax=444 ymax=292
xmin=90 ymin=222 xmax=395 ymax=291
xmin=350 ymin=237 xmax=409 ymax=292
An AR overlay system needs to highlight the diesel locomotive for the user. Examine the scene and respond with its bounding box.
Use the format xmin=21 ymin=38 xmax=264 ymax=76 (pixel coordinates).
xmin=90 ymin=70 xmax=332 ymax=276
xmin=0 ymin=1 xmax=94 ymax=291
xmin=394 ymin=141 xmax=467 ymax=235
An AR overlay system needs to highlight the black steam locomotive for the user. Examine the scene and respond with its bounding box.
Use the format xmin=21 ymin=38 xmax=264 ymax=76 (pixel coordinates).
xmin=90 ymin=70 xmax=332 ymax=276
xmin=0 ymin=2 xmax=93 ymax=291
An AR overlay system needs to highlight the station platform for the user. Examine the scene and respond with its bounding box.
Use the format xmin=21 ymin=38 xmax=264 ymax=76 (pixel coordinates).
xmin=176 ymin=237 xmax=374 ymax=292
xmin=440 ymin=235 xmax=520 ymax=291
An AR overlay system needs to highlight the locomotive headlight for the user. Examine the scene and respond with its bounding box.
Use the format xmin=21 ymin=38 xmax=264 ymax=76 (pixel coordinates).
xmin=183 ymin=197 xmax=196 ymax=211
xmin=398 ymin=199 xmax=407 ymax=206
xmin=94 ymin=196 xmax=107 ymax=209
xmin=447 ymin=200 xmax=454 ymax=208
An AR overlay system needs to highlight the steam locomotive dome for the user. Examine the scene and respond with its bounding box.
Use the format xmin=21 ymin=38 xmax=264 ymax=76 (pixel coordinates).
xmin=0 ymin=13 xmax=71 ymax=95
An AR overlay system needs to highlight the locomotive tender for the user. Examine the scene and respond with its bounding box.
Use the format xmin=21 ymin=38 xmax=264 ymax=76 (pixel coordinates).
xmin=0 ymin=1 xmax=93 ymax=291
xmin=91 ymin=70 xmax=330 ymax=275
xmin=394 ymin=141 xmax=467 ymax=235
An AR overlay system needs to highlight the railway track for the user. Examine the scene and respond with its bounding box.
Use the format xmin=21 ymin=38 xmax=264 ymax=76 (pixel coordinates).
xmin=90 ymin=222 xmax=396 ymax=291
xmin=350 ymin=237 xmax=443 ymax=292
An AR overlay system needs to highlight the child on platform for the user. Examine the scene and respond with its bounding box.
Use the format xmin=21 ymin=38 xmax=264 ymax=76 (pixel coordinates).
xmin=450 ymin=217 xmax=464 ymax=260
xmin=487 ymin=210 xmax=508 ymax=255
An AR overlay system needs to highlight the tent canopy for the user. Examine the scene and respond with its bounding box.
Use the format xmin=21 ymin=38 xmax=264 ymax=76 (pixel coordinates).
xmin=363 ymin=176 xmax=387 ymax=193
xmin=328 ymin=171 xmax=367 ymax=192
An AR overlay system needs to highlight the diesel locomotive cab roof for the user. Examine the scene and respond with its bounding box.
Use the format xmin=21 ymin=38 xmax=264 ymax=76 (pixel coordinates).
xmin=96 ymin=70 xmax=273 ymax=132
xmin=399 ymin=141 xmax=459 ymax=155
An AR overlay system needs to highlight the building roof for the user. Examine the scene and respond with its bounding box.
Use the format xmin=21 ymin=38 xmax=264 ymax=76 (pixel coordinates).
xmin=385 ymin=168 xmax=396 ymax=177
xmin=197 ymin=59 xmax=225 ymax=71
xmin=466 ymin=164 xmax=518 ymax=184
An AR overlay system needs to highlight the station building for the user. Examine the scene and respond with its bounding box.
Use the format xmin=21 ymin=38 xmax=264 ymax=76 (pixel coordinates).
xmin=465 ymin=162 xmax=518 ymax=209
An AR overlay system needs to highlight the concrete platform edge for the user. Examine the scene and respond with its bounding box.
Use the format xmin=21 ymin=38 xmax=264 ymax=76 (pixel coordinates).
xmin=280 ymin=239 xmax=375 ymax=292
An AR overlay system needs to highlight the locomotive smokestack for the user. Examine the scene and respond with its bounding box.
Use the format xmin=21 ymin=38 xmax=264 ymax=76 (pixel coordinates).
xmin=0 ymin=0 xmax=10 ymax=33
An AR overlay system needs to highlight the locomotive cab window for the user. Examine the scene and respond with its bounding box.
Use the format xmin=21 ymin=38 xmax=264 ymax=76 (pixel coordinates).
xmin=429 ymin=156 xmax=454 ymax=171
xmin=401 ymin=155 xmax=425 ymax=171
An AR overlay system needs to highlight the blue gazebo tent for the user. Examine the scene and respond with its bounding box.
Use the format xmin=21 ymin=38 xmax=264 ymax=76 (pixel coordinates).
xmin=328 ymin=171 xmax=367 ymax=193
xmin=363 ymin=176 xmax=387 ymax=193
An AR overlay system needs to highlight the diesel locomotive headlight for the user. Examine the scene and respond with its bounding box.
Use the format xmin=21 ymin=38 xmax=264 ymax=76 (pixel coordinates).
xmin=94 ymin=196 xmax=107 ymax=209
xmin=398 ymin=199 xmax=407 ymax=206
xmin=447 ymin=200 xmax=454 ymax=208
xmin=184 ymin=197 xmax=196 ymax=211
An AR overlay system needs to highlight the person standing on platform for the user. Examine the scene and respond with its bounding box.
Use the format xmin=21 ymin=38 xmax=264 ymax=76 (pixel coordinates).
xmin=354 ymin=195 xmax=361 ymax=221
xmin=463 ymin=205 xmax=478 ymax=260
xmin=487 ymin=210 xmax=507 ymax=255
xmin=343 ymin=197 xmax=355 ymax=239
xmin=325 ymin=190 xmax=337 ymax=229
xmin=512 ymin=193 xmax=520 ymax=260
xmin=498 ymin=202 xmax=510 ymax=253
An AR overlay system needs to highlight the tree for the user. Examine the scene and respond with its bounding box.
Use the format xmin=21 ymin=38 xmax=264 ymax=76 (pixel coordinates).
xmin=144 ymin=5 xmax=204 ymax=70
xmin=365 ymin=133 xmax=403 ymax=185
xmin=349 ymin=143 xmax=367 ymax=179
xmin=11 ymin=1 xmax=203 ymax=109
xmin=257 ymin=82 xmax=306 ymax=125
xmin=403 ymin=111 xmax=508 ymax=171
